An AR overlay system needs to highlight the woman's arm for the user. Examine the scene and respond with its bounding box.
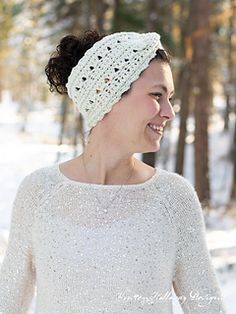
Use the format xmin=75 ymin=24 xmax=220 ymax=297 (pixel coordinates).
xmin=0 ymin=174 xmax=36 ymax=313
xmin=171 ymin=174 xmax=227 ymax=313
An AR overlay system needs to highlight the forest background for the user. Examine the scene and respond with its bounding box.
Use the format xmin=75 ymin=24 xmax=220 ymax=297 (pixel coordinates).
xmin=1 ymin=0 xmax=235 ymax=208
xmin=0 ymin=0 xmax=235 ymax=312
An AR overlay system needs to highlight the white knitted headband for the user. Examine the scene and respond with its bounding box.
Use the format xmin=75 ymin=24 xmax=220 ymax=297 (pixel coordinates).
xmin=66 ymin=31 xmax=165 ymax=130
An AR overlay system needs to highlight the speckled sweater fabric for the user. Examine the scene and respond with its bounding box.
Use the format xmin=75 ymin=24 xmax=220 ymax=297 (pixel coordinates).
xmin=0 ymin=163 xmax=227 ymax=314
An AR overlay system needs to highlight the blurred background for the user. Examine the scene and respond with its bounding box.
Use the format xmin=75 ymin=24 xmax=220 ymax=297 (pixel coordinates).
xmin=0 ymin=0 xmax=235 ymax=312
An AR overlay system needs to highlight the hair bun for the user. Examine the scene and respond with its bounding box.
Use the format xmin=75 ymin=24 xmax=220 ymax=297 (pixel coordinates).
xmin=45 ymin=30 xmax=105 ymax=95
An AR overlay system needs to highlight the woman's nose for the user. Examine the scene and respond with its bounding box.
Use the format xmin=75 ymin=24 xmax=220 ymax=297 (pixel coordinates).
xmin=160 ymin=100 xmax=175 ymax=121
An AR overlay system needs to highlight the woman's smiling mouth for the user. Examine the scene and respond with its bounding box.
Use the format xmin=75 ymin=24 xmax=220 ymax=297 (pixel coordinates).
xmin=147 ymin=123 xmax=164 ymax=135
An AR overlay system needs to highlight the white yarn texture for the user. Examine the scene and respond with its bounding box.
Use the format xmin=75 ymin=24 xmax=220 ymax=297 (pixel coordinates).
xmin=66 ymin=31 xmax=165 ymax=130
xmin=0 ymin=164 xmax=227 ymax=313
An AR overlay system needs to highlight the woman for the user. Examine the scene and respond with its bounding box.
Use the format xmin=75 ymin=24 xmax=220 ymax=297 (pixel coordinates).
xmin=0 ymin=30 xmax=227 ymax=313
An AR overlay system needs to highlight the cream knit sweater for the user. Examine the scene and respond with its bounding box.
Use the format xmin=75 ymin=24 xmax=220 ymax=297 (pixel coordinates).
xmin=0 ymin=164 xmax=227 ymax=313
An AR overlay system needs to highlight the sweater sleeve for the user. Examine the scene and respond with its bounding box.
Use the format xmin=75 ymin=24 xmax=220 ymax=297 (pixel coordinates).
xmin=0 ymin=174 xmax=37 ymax=314
xmin=171 ymin=174 xmax=227 ymax=313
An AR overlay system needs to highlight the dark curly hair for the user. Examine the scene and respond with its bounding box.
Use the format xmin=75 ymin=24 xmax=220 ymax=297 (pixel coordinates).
xmin=45 ymin=30 xmax=171 ymax=96
xmin=45 ymin=30 xmax=106 ymax=95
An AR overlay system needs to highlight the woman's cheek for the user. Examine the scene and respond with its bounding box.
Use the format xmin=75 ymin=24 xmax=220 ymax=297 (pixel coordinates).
xmin=145 ymin=100 xmax=160 ymax=116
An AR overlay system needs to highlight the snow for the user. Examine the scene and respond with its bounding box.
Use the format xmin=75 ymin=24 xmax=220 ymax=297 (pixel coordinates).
xmin=0 ymin=92 xmax=235 ymax=313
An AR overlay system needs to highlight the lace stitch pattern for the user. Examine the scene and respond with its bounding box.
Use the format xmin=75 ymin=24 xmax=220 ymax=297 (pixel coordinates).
xmin=66 ymin=32 xmax=164 ymax=129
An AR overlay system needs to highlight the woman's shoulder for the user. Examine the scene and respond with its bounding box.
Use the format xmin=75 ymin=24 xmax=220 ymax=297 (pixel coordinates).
xmin=158 ymin=168 xmax=203 ymax=221
xmin=156 ymin=168 xmax=199 ymax=208
xmin=18 ymin=164 xmax=60 ymax=199
xmin=156 ymin=167 xmax=194 ymax=191
xmin=29 ymin=163 xmax=58 ymax=177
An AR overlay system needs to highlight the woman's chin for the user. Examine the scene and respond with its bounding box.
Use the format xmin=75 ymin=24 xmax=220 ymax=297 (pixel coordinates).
xmin=142 ymin=136 xmax=162 ymax=153
xmin=136 ymin=127 xmax=163 ymax=154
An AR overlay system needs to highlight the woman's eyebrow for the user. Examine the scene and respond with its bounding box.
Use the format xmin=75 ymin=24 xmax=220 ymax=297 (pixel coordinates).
xmin=152 ymin=84 xmax=175 ymax=95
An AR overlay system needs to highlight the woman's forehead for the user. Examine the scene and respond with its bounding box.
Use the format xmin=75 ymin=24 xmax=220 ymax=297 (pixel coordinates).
xmin=145 ymin=60 xmax=172 ymax=78
xmin=136 ymin=62 xmax=174 ymax=91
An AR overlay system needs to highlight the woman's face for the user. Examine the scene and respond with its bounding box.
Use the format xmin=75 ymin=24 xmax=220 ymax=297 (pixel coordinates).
xmin=97 ymin=58 xmax=175 ymax=154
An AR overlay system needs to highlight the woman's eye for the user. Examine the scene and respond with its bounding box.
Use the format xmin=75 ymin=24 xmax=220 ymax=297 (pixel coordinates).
xmin=152 ymin=93 xmax=173 ymax=102
xmin=152 ymin=93 xmax=162 ymax=98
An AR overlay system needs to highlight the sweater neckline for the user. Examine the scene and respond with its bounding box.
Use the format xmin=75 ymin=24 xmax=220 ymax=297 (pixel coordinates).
xmin=55 ymin=163 xmax=160 ymax=190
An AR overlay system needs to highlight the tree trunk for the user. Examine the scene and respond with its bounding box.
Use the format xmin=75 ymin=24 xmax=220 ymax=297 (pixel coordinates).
xmin=224 ymin=0 xmax=235 ymax=131
xmin=190 ymin=0 xmax=212 ymax=207
xmin=93 ymin=0 xmax=109 ymax=33
xmin=175 ymin=63 xmax=191 ymax=175
xmin=175 ymin=0 xmax=192 ymax=175
xmin=145 ymin=0 xmax=159 ymax=31
xmin=112 ymin=0 xmax=122 ymax=31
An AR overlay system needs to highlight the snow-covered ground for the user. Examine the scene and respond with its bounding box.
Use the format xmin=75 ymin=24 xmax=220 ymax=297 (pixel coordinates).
xmin=0 ymin=95 xmax=235 ymax=313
